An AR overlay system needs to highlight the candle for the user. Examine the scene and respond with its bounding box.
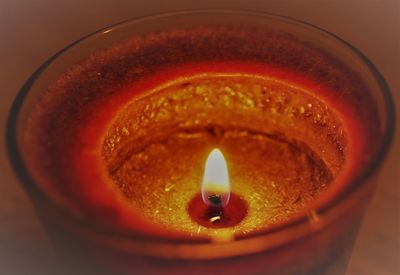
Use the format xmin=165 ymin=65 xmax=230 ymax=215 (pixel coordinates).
xmin=8 ymin=11 xmax=394 ymax=274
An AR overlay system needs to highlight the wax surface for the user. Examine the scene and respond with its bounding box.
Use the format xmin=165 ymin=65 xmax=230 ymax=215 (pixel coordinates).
xmin=104 ymin=73 xmax=341 ymax=238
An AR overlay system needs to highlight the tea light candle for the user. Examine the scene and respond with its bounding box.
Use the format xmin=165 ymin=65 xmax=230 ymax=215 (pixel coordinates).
xmin=10 ymin=12 xmax=393 ymax=274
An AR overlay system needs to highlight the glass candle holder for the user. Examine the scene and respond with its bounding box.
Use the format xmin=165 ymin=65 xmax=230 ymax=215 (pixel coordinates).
xmin=7 ymin=11 xmax=395 ymax=275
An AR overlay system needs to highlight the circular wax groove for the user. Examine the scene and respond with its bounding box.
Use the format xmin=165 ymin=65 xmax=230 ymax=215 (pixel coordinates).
xmin=103 ymin=74 xmax=346 ymax=179
xmin=188 ymin=194 xmax=248 ymax=229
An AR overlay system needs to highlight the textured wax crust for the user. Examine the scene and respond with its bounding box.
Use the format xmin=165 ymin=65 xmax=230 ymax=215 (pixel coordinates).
xmin=22 ymin=25 xmax=380 ymax=236
xmin=103 ymin=75 xmax=346 ymax=177
xmin=104 ymin=74 xmax=338 ymax=237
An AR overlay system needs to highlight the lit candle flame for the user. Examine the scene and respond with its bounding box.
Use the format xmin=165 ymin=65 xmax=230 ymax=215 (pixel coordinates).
xmin=201 ymin=148 xmax=231 ymax=207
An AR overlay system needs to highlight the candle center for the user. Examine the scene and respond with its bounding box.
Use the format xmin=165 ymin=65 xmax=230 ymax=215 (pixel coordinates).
xmin=101 ymin=72 xmax=343 ymax=236
xmin=187 ymin=148 xmax=248 ymax=229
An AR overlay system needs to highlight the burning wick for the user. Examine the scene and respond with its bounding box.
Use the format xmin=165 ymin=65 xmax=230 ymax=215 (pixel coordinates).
xmin=202 ymin=148 xmax=230 ymax=223
xmin=207 ymin=194 xmax=223 ymax=224
xmin=208 ymin=194 xmax=222 ymax=207
xmin=201 ymin=148 xmax=231 ymax=207
xmin=188 ymin=148 xmax=247 ymax=228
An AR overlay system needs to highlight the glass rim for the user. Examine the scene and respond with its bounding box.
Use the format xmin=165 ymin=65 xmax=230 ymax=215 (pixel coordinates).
xmin=5 ymin=9 xmax=396 ymax=256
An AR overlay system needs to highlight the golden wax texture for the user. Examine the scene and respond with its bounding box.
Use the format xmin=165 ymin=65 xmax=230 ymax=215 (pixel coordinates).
xmin=104 ymin=74 xmax=342 ymax=237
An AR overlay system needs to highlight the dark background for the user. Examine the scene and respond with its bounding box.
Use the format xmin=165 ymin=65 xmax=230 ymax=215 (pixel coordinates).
xmin=0 ymin=1 xmax=399 ymax=274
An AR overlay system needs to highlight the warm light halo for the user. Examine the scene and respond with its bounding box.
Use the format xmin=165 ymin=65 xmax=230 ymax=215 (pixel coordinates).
xmin=201 ymin=148 xmax=231 ymax=207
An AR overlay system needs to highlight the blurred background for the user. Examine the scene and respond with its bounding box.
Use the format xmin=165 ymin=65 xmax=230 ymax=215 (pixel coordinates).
xmin=0 ymin=0 xmax=399 ymax=274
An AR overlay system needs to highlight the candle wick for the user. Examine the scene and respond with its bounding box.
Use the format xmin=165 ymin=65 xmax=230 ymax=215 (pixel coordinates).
xmin=208 ymin=208 xmax=223 ymax=224
xmin=207 ymin=195 xmax=224 ymax=224
xmin=208 ymin=194 xmax=222 ymax=207
xmin=209 ymin=215 xmax=222 ymax=223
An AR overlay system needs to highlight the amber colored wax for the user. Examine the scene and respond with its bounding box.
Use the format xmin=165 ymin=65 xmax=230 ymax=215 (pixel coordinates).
xmin=99 ymin=65 xmax=347 ymax=239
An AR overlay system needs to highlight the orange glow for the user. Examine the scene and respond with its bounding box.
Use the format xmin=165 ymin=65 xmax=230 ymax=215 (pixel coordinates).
xmin=201 ymin=148 xmax=231 ymax=207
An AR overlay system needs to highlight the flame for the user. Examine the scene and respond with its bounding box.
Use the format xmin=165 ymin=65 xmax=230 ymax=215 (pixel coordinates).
xmin=201 ymin=148 xmax=231 ymax=207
